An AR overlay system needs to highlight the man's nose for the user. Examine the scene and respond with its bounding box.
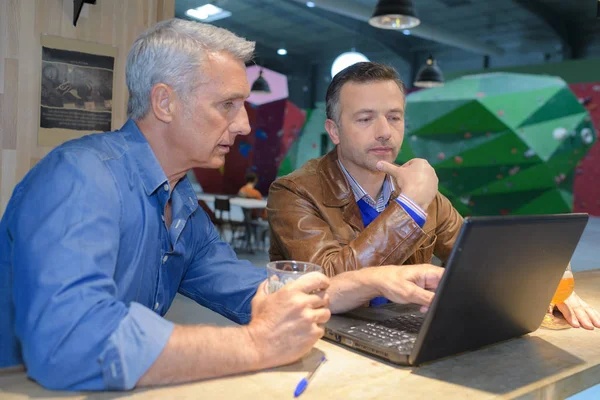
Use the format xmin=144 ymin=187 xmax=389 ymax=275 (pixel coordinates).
xmin=375 ymin=116 xmax=392 ymax=141
xmin=230 ymin=105 xmax=251 ymax=136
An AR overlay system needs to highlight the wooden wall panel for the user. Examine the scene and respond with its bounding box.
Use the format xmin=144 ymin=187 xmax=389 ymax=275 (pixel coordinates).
xmin=2 ymin=58 xmax=18 ymax=150
xmin=0 ymin=0 xmax=174 ymax=217
xmin=1 ymin=149 xmax=17 ymax=212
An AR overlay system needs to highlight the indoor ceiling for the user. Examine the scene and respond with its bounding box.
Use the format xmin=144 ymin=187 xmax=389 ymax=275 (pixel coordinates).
xmin=174 ymin=0 xmax=600 ymax=73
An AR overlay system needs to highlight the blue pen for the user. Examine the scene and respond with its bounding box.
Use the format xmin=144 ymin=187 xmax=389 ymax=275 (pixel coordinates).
xmin=294 ymin=355 xmax=327 ymax=397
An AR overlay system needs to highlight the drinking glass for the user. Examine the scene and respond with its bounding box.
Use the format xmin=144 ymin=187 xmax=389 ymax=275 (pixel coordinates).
xmin=266 ymin=260 xmax=323 ymax=294
xmin=540 ymin=263 xmax=575 ymax=330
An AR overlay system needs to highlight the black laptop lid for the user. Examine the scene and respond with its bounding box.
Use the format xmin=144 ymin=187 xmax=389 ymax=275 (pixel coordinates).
xmin=411 ymin=213 xmax=588 ymax=365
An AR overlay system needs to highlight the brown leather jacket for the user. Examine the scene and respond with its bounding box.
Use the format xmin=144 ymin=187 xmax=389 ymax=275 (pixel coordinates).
xmin=267 ymin=149 xmax=464 ymax=277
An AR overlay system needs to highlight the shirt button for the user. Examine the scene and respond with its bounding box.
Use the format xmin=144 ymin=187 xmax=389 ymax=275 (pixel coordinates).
xmin=162 ymin=255 xmax=169 ymax=263
xmin=154 ymin=302 xmax=160 ymax=310
xmin=163 ymin=183 xmax=169 ymax=192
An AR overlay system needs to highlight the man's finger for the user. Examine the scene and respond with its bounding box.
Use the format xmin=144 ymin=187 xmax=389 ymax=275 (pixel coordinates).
xmin=571 ymin=297 xmax=600 ymax=329
xmin=257 ymin=279 xmax=269 ymax=295
xmin=404 ymin=283 xmax=436 ymax=307
xmin=310 ymin=291 xmax=330 ymax=308
xmin=303 ymin=292 xmax=330 ymax=309
xmin=313 ymin=325 xmax=326 ymax=339
xmin=311 ymin=308 xmax=332 ymax=325
xmin=420 ymin=266 xmax=445 ymax=291
xmin=557 ymin=303 xmax=580 ymax=328
xmin=588 ymin=307 xmax=600 ymax=328
xmin=403 ymin=265 xmax=444 ymax=291
xmin=251 ymin=280 xmax=269 ymax=310
xmin=573 ymin=306 xmax=595 ymax=330
xmin=376 ymin=160 xmax=401 ymax=175
xmin=289 ymin=271 xmax=330 ymax=294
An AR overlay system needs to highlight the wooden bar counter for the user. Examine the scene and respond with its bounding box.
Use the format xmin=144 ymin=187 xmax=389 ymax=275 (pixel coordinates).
xmin=2 ymin=269 xmax=599 ymax=400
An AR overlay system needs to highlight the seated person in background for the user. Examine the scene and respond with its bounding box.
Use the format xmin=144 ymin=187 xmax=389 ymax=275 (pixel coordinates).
xmin=238 ymin=171 xmax=267 ymax=220
xmin=267 ymin=61 xmax=600 ymax=329
xmin=0 ymin=20 xmax=450 ymax=392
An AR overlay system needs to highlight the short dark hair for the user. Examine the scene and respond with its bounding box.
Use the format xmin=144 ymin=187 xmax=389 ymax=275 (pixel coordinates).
xmin=325 ymin=62 xmax=405 ymax=125
xmin=245 ymin=171 xmax=258 ymax=183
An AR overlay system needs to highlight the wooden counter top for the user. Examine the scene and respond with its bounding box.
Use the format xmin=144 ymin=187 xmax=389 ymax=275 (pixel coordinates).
xmin=2 ymin=270 xmax=599 ymax=399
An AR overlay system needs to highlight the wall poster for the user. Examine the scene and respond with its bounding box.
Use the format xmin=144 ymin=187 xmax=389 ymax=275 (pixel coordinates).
xmin=38 ymin=35 xmax=117 ymax=147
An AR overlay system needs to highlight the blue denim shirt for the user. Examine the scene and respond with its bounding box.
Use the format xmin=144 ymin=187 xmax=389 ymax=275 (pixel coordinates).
xmin=0 ymin=120 xmax=266 ymax=390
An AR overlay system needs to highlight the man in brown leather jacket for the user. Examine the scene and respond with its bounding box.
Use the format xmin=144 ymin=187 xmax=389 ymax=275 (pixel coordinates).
xmin=269 ymin=62 xmax=460 ymax=275
xmin=268 ymin=62 xmax=600 ymax=329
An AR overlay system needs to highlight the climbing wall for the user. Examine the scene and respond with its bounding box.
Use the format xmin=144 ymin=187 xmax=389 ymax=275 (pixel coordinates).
xmin=569 ymin=83 xmax=600 ymax=216
xmin=401 ymin=73 xmax=597 ymax=216
xmin=277 ymin=102 xmax=332 ymax=178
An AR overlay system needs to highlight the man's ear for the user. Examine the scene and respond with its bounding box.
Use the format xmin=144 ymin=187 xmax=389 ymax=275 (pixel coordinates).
xmin=149 ymin=83 xmax=175 ymax=123
xmin=325 ymin=119 xmax=340 ymax=145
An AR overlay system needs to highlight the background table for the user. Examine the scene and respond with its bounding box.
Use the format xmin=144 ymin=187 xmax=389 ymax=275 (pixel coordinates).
xmin=197 ymin=194 xmax=267 ymax=252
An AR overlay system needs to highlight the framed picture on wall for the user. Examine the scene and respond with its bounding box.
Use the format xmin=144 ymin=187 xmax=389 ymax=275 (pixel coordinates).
xmin=38 ymin=35 xmax=117 ymax=147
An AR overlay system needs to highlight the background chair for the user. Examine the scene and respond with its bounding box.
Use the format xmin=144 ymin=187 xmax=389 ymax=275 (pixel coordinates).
xmin=213 ymin=197 xmax=245 ymax=243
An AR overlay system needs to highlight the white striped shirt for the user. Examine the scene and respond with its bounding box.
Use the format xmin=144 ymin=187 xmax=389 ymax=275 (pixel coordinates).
xmin=338 ymin=160 xmax=427 ymax=224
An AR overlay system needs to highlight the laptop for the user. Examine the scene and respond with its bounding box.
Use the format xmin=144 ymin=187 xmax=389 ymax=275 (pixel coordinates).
xmin=324 ymin=213 xmax=589 ymax=366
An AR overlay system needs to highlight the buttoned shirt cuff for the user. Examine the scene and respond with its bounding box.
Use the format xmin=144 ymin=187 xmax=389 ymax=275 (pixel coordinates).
xmin=98 ymin=302 xmax=174 ymax=390
xmin=395 ymin=194 xmax=427 ymax=228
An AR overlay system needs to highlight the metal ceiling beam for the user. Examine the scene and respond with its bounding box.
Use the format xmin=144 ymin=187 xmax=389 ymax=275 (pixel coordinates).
xmin=512 ymin=0 xmax=580 ymax=59
xmin=288 ymin=0 xmax=505 ymax=56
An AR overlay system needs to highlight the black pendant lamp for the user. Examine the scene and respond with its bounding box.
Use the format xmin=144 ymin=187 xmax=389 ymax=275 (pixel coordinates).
xmin=414 ymin=55 xmax=444 ymax=88
xmin=251 ymin=69 xmax=271 ymax=94
xmin=369 ymin=0 xmax=420 ymax=30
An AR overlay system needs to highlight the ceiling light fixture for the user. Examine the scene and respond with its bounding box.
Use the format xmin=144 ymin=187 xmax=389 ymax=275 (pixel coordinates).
xmin=306 ymin=1 xmax=316 ymax=7
xmin=277 ymin=48 xmax=288 ymax=56
xmin=251 ymin=69 xmax=271 ymax=94
xmin=414 ymin=55 xmax=444 ymax=88
xmin=369 ymin=0 xmax=420 ymax=30
xmin=185 ymin=4 xmax=231 ymax=23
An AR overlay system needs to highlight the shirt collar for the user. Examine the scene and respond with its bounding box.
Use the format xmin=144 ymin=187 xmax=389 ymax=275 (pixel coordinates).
xmin=120 ymin=119 xmax=169 ymax=196
xmin=337 ymin=160 xmax=394 ymax=210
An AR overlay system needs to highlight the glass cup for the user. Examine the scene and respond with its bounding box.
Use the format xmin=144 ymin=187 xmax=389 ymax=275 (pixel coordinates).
xmin=540 ymin=262 xmax=575 ymax=330
xmin=266 ymin=260 xmax=323 ymax=294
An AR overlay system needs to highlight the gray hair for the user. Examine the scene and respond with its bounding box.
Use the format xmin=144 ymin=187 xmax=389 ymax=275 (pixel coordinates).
xmin=126 ymin=18 xmax=255 ymax=120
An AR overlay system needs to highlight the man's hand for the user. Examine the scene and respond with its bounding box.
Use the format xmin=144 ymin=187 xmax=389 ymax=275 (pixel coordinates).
xmin=326 ymin=264 xmax=444 ymax=314
xmin=138 ymin=273 xmax=330 ymax=387
xmin=247 ymin=272 xmax=331 ymax=369
xmin=371 ymin=264 xmax=444 ymax=312
xmin=556 ymin=291 xmax=600 ymax=329
xmin=377 ymin=159 xmax=439 ymax=210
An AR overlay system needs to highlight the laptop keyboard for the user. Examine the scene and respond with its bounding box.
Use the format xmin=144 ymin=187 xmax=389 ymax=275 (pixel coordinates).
xmin=340 ymin=314 xmax=424 ymax=352
xmin=380 ymin=314 xmax=424 ymax=333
